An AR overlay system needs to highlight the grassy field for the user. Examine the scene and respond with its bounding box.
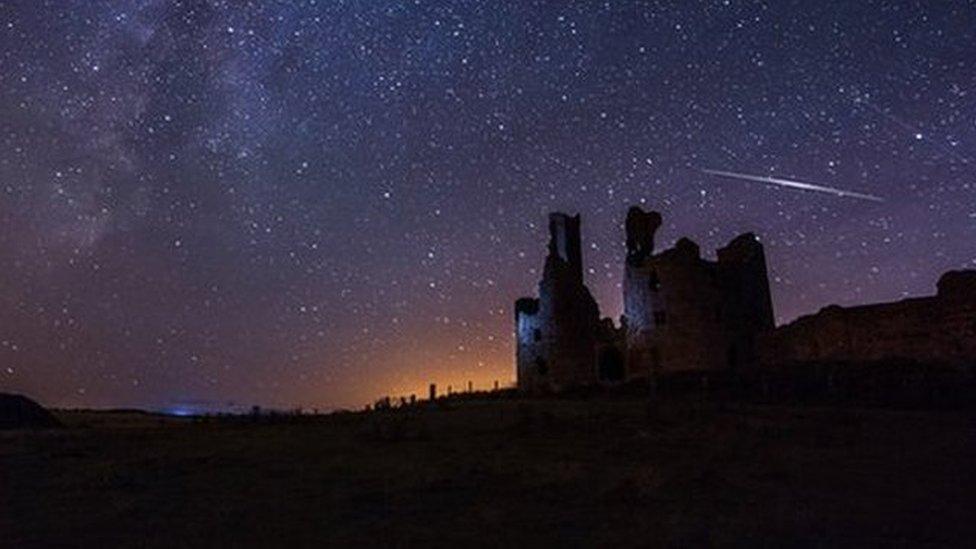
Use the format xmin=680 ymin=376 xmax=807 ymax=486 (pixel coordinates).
xmin=3 ymin=397 xmax=975 ymax=547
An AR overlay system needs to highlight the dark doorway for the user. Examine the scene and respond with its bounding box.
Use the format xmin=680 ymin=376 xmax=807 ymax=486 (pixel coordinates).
xmin=598 ymin=347 xmax=625 ymax=383
xmin=727 ymin=344 xmax=738 ymax=370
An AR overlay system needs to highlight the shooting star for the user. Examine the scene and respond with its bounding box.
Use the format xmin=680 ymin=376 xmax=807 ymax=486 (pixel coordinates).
xmin=700 ymin=168 xmax=884 ymax=202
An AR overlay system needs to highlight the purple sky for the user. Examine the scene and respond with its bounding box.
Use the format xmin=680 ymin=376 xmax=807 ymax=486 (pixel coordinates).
xmin=1 ymin=1 xmax=973 ymax=410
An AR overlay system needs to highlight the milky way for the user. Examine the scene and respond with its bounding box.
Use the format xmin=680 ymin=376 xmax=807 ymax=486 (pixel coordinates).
xmin=1 ymin=1 xmax=974 ymax=410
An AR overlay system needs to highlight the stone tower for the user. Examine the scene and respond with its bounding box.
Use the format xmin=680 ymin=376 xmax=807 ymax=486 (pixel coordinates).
xmin=548 ymin=212 xmax=583 ymax=283
xmin=716 ymin=232 xmax=775 ymax=369
xmin=516 ymin=213 xmax=604 ymax=391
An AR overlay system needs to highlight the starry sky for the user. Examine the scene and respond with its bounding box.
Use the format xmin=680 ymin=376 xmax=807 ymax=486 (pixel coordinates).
xmin=1 ymin=1 xmax=974 ymax=411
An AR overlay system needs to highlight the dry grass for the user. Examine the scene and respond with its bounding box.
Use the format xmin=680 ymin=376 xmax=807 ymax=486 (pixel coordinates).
xmin=2 ymin=398 xmax=975 ymax=547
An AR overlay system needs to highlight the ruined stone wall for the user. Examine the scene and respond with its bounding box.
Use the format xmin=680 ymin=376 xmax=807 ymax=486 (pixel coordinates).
xmin=535 ymin=257 xmax=602 ymax=388
xmin=623 ymin=261 xmax=662 ymax=378
xmin=515 ymin=298 xmax=545 ymax=391
xmin=623 ymin=206 xmax=775 ymax=376
xmin=762 ymin=270 xmax=976 ymax=367
xmin=626 ymin=239 xmax=729 ymax=375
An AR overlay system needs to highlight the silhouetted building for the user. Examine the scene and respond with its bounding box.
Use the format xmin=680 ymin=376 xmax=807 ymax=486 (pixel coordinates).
xmin=516 ymin=213 xmax=622 ymax=391
xmin=515 ymin=207 xmax=773 ymax=391
xmin=624 ymin=206 xmax=774 ymax=378
xmin=514 ymin=207 xmax=975 ymax=393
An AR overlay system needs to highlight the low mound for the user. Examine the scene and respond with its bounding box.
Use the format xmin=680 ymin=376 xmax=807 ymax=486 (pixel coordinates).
xmin=0 ymin=393 xmax=62 ymax=430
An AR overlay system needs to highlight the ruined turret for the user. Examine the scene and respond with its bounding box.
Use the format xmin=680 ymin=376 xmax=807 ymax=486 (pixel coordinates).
xmin=515 ymin=213 xmax=605 ymax=391
xmin=717 ymin=233 xmax=775 ymax=369
xmin=717 ymin=233 xmax=775 ymax=333
xmin=622 ymin=207 xmax=667 ymax=378
xmin=548 ymin=213 xmax=583 ymax=284
xmin=625 ymin=206 xmax=662 ymax=266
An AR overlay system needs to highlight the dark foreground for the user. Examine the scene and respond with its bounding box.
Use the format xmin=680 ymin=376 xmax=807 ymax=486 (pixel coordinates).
xmin=3 ymin=397 xmax=975 ymax=547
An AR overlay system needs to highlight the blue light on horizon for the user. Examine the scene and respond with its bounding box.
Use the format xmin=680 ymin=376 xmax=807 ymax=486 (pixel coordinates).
xmin=165 ymin=407 xmax=195 ymax=417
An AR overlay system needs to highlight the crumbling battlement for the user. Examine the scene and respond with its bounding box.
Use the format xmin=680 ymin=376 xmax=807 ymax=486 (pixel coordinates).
xmin=761 ymin=270 xmax=976 ymax=368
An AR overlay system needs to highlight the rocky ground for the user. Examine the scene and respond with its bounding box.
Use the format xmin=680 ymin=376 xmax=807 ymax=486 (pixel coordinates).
xmin=3 ymin=397 xmax=975 ymax=547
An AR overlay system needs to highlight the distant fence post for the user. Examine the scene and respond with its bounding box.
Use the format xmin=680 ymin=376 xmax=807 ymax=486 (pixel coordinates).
xmin=494 ymin=380 xmax=499 ymax=391
xmin=468 ymin=381 xmax=473 ymax=393
xmin=429 ymin=383 xmax=437 ymax=401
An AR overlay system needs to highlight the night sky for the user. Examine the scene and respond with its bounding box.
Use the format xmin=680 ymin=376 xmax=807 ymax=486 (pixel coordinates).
xmin=1 ymin=1 xmax=973 ymax=411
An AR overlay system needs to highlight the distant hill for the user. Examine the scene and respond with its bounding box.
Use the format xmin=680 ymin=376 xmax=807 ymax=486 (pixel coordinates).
xmin=0 ymin=393 xmax=62 ymax=430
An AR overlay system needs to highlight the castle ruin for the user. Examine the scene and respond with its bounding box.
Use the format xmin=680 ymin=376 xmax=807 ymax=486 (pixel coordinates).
xmin=515 ymin=206 xmax=774 ymax=391
xmin=514 ymin=207 xmax=976 ymax=392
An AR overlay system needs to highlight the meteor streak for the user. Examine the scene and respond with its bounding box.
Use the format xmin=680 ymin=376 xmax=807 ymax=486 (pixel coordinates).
xmin=700 ymin=168 xmax=884 ymax=202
